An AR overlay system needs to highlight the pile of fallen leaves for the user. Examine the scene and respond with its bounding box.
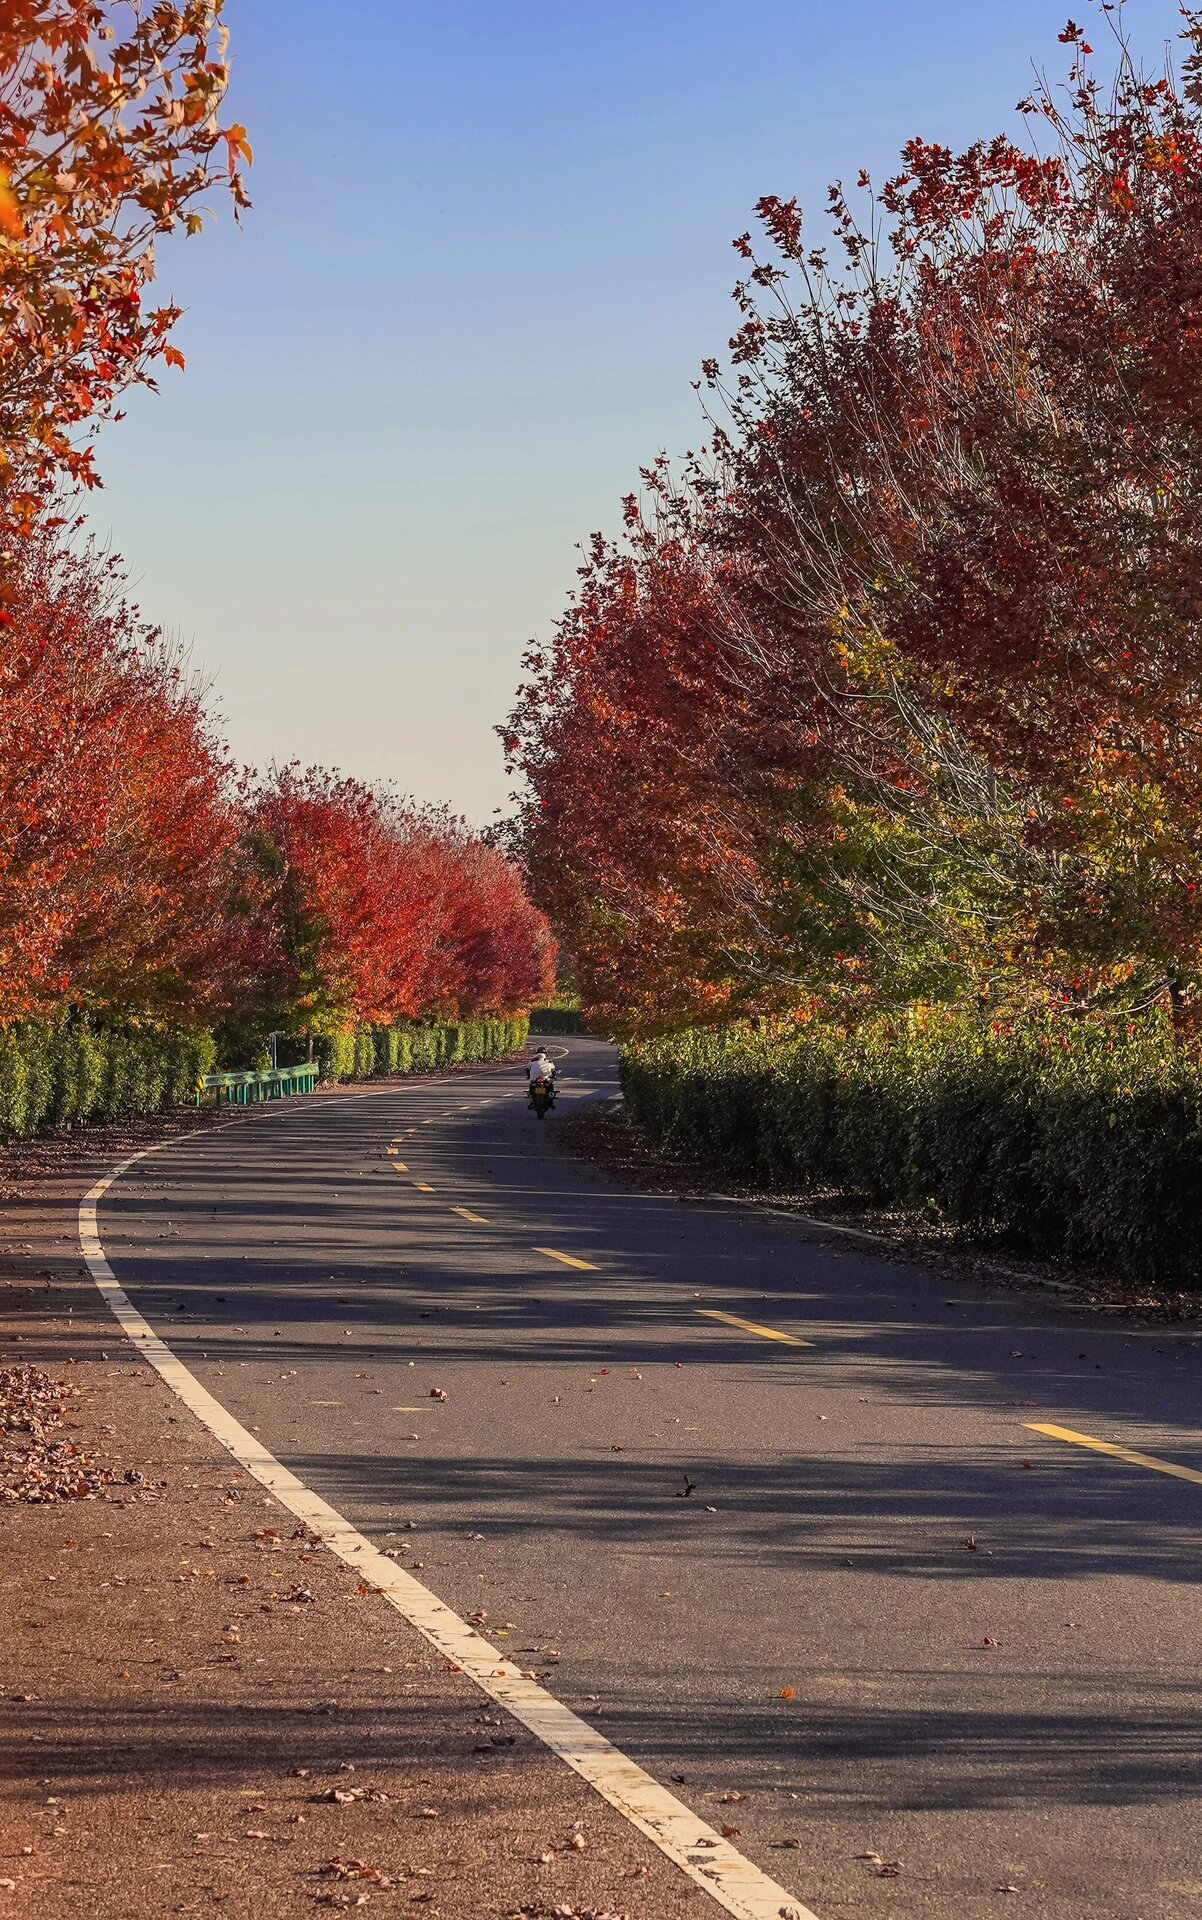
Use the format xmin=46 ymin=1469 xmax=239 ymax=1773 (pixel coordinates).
xmin=510 ymin=1908 xmax=633 ymax=1919
xmin=0 ymin=1364 xmax=113 ymax=1502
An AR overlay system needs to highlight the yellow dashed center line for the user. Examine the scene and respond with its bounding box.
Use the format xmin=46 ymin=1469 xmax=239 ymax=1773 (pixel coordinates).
xmin=451 ymin=1206 xmax=489 ymax=1224
xmin=415 ymin=1183 xmax=436 ymax=1194
xmin=391 ymin=1162 xmax=409 ymax=1173
xmin=698 ymin=1309 xmax=814 ymax=1348
xmin=1027 ymin=1423 xmax=1202 ymax=1487
xmin=535 ymin=1247 xmax=598 ymax=1271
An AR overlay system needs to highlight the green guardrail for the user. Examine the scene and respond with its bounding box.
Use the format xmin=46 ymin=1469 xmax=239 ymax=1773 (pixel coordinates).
xmin=198 ymin=1065 xmax=319 ymax=1106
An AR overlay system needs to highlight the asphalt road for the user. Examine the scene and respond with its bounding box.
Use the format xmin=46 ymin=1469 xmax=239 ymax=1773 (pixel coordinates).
xmin=98 ymin=1038 xmax=1202 ymax=1920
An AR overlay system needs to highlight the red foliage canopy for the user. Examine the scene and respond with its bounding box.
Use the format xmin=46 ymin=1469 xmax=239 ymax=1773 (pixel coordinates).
xmin=510 ymin=11 xmax=1202 ymax=1035
xmin=0 ymin=530 xmax=243 ymax=1024
xmin=0 ymin=541 xmax=553 ymax=1043
xmin=244 ymin=769 xmax=554 ymax=1038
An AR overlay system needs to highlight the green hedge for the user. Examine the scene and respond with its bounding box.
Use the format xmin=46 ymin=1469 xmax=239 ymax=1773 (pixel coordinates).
xmin=319 ymin=1015 xmax=529 ymax=1085
xmin=529 ymin=1006 xmax=588 ymax=1035
xmin=621 ymin=1015 xmax=1202 ymax=1286
xmin=0 ymin=1019 xmax=216 ymax=1140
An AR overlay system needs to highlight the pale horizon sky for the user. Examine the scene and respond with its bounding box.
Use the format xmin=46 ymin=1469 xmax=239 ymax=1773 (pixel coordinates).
xmin=90 ymin=0 xmax=1185 ymax=827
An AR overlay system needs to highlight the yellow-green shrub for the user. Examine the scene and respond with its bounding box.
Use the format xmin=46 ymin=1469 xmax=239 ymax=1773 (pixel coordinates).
xmin=0 ymin=1020 xmax=215 ymax=1140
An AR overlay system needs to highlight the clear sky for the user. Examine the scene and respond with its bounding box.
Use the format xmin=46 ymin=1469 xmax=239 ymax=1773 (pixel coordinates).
xmin=91 ymin=0 xmax=1185 ymax=825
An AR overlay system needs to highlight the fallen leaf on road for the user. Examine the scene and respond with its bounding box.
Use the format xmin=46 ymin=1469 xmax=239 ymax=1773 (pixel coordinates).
xmin=320 ymin=1857 xmax=394 ymax=1887
xmin=720 ymin=1823 xmax=742 ymax=1839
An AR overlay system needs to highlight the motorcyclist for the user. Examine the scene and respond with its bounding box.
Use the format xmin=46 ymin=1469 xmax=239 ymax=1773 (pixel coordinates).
xmin=527 ymin=1048 xmax=557 ymax=1091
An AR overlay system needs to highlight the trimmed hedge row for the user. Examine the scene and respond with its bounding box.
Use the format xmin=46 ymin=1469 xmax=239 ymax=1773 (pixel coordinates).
xmin=0 ymin=1019 xmax=216 ymax=1140
xmin=529 ymin=1006 xmax=588 ymax=1035
xmin=0 ymin=1013 xmax=530 ymax=1142
xmin=319 ymin=1015 xmax=530 ymax=1084
xmin=621 ymin=1016 xmax=1202 ymax=1286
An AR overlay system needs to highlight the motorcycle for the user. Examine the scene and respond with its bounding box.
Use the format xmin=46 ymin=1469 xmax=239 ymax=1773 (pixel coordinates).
xmin=527 ymin=1073 xmax=556 ymax=1120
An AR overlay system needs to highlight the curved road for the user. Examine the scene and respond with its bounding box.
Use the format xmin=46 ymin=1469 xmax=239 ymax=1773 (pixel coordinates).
xmin=97 ymin=1039 xmax=1202 ymax=1920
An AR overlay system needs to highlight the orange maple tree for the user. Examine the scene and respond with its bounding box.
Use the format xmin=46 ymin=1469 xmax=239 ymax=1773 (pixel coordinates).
xmin=0 ymin=1 xmax=251 ymax=536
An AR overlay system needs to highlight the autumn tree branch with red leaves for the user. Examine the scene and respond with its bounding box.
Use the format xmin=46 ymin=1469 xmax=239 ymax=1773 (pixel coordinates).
xmin=0 ymin=1 xmax=251 ymax=544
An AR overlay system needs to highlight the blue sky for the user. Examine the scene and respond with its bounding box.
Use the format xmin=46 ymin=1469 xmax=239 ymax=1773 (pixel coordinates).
xmin=92 ymin=0 xmax=1186 ymax=823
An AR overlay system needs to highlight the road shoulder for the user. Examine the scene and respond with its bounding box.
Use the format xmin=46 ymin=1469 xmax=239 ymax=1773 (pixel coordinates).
xmin=554 ymin=1097 xmax=1202 ymax=1327
xmin=0 ymin=1096 xmax=713 ymax=1920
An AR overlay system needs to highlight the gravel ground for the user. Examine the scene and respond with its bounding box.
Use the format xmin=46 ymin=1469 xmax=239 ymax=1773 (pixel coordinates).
xmin=0 ymin=1095 xmax=715 ymax=1920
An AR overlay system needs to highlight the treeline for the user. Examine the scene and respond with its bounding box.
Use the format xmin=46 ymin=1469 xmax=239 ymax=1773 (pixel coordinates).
xmin=0 ymin=9 xmax=550 ymax=1138
xmin=0 ymin=517 xmax=553 ymax=1098
xmin=508 ymin=15 xmax=1202 ymax=1276
xmin=510 ymin=15 xmax=1202 ymax=1036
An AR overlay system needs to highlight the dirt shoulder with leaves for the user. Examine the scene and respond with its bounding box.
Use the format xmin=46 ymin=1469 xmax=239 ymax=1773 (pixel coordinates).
xmin=555 ymin=1100 xmax=1202 ymax=1328
xmin=0 ymin=1092 xmax=711 ymax=1920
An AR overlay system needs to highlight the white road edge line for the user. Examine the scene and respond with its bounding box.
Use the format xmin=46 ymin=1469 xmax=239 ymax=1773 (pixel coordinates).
xmin=79 ymin=1140 xmax=815 ymax=1920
